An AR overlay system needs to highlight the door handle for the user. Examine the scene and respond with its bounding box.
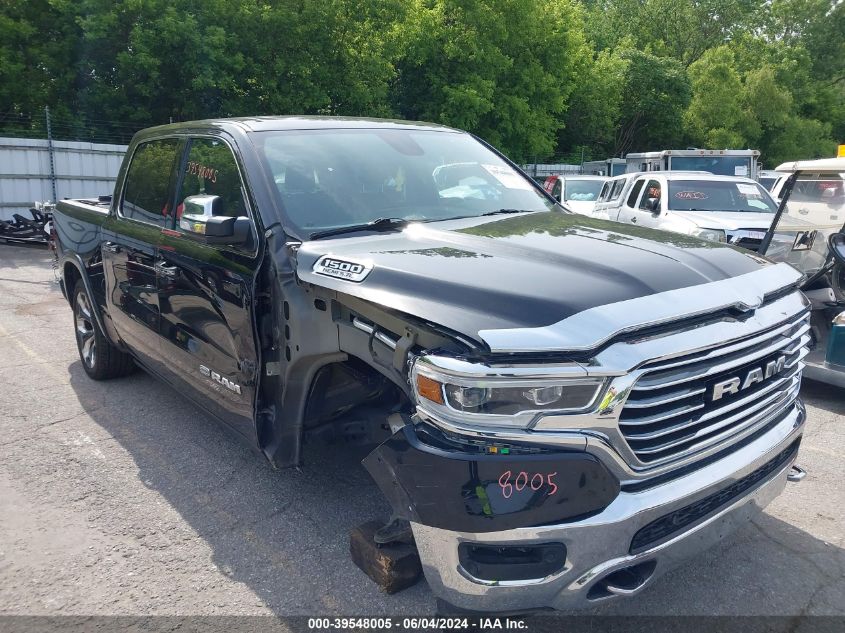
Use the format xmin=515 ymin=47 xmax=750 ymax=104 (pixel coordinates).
xmin=631 ymin=217 xmax=638 ymax=223
xmin=155 ymin=262 xmax=179 ymax=279
xmin=103 ymin=241 xmax=121 ymax=253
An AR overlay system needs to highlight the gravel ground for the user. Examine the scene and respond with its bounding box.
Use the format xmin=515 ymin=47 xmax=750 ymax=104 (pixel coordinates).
xmin=0 ymin=242 xmax=843 ymax=617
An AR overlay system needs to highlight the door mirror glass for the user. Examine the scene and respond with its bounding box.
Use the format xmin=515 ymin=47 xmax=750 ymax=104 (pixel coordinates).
xmin=638 ymin=180 xmax=661 ymax=213
xmin=179 ymin=195 xmax=250 ymax=244
xmin=829 ymin=233 xmax=845 ymax=266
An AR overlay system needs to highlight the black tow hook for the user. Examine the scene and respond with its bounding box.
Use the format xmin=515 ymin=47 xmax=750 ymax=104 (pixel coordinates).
xmin=787 ymin=464 xmax=807 ymax=482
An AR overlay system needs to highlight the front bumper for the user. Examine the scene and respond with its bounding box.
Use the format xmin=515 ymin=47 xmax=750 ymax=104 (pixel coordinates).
xmin=410 ymin=400 xmax=805 ymax=612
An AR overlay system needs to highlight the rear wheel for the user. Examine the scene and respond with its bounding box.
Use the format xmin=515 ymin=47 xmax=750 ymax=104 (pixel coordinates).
xmin=73 ymin=281 xmax=134 ymax=380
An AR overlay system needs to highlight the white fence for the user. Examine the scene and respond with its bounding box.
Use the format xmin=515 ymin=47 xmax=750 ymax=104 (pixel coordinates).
xmin=0 ymin=137 xmax=127 ymax=221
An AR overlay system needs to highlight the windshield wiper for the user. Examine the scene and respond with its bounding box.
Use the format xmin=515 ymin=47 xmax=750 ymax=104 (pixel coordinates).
xmin=309 ymin=217 xmax=409 ymax=240
xmin=479 ymin=208 xmax=537 ymax=217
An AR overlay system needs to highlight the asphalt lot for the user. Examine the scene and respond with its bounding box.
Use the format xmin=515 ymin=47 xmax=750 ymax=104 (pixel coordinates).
xmin=0 ymin=242 xmax=843 ymax=617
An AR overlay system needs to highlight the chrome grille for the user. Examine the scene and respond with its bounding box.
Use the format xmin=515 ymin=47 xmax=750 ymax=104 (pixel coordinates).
xmin=619 ymin=309 xmax=810 ymax=465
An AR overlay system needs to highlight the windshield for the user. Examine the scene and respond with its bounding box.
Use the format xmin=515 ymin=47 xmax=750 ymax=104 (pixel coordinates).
xmin=564 ymin=179 xmax=604 ymax=202
xmin=667 ymin=180 xmax=777 ymax=213
xmin=762 ymin=171 xmax=845 ymax=275
xmin=252 ymin=129 xmax=555 ymax=236
xmin=759 ymin=177 xmax=777 ymax=191
xmin=669 ymin=156 xmax=753 ymax=177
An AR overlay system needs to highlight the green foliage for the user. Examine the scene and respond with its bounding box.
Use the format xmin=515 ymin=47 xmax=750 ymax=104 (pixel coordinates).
xmin=0 ymin=0 xmax=842 ymax=164
xmin=588 ymin=0 xmax=758 ymax=66
xmin=391 ymin=0 xmax=591 ymax=161
xmin=558 ymin=48 xmax=628 ymax=152
xmin=614 ymin=50 xmax=691 ymax=155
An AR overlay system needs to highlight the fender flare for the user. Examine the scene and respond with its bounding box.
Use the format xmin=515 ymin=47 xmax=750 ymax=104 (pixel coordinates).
xmin=61 ymin=253 xmax=110 ymax=339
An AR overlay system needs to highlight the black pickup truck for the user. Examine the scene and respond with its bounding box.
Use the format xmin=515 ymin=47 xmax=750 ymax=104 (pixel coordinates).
xmin=53 ymin=117 xmax=808 ymax=612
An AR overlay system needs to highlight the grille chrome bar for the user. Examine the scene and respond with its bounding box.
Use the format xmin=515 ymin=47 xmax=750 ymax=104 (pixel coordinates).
xmin=630 ymin=379 xmax=801 ymax=460
xmin=638 ymin=310 xmax=809 ymax=374
xmin=624 ymin=368 xmax=801 ymax=445
xmin=622 ymin=385 xmax=706 ymax=409
xmin=619 ymin=306 xmax=809 ymax=465
xmin=622 ymin=363 xmax=801 ymax=437
xmin=633 ymin=320 xmax=809 ymax=391
xmin=621 ymin=347 xmax=806 ymax=431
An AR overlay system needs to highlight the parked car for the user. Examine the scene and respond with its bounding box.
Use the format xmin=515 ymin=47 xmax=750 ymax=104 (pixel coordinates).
xmin=593 ymin=172 xmax=640 ymax=220
xmin=53 ymin=117 xmax=807 ymax=613
xmin=759 ymin=169 xmax=792 ymax=204
xmin=768 ymin=159 xmax=845 ymax=225
xmin=602 ymin=172 xmax=779 ymax=251
xmin=760 ymin=157 xmax=845 ymax=386
xmin=542 ymin=174 xmax=608 ymax=216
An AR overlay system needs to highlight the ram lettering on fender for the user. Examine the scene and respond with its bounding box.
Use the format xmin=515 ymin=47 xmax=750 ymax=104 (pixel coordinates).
xmin=313 ymin=255 xmax=373 ymax=282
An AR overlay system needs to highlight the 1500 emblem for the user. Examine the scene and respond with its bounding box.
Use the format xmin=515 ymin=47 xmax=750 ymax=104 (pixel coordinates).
xmin=710 ymin=355 xmax=786 ymax=402
xmin=200 ymin=365 xmax=242 ymax=395
xmin=313 ymin=255 xmax=373 ymax=282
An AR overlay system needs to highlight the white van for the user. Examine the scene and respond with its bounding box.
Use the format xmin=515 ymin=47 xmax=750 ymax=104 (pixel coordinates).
xmin=602 ymin=172 xmax=779 ymax=251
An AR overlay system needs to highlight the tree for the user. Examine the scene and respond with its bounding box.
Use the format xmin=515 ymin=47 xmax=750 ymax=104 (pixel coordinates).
xmin=0 ymin=0 xmax=79 ymax=129
xmin=587 ymin=0 xmax=758 ymax=66
xmin=613 ymin=49 xmax=691 ymax=155
xmin=683 ymin=46 xmax=754 ymax=148
xmin=228 ymin=0 xmax=401 ymax=118
xmin=558 ymin=48 xmax=628 ymax=155
xmin=391 ymin=0 xmax=591 ymax=162
xmin=75 ymin=0 xmax=245 ymax=126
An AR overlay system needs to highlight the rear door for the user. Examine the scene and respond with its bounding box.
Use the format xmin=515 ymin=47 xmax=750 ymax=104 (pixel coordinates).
xmin=102 ymin=137 xmax=181 ymax=370
xmin=156 ymin=136 xmax=261 ymax=438
xmin=616 ymin=177 xmax=647 ymax=223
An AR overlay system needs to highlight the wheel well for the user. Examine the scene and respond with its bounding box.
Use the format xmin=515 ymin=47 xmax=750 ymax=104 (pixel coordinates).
xmin=301 ymin=356 xmax=411 ymax=430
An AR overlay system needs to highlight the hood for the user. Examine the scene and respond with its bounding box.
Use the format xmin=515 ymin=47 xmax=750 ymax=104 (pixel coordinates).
xmin=295 ymin=212 xmax=770 ymax=348
xmin=671 ymin=210 xmax=776 ymax=231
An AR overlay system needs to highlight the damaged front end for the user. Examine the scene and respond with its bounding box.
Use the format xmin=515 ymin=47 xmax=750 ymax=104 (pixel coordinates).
xmin=361 ymin=352 xmax=622 ymax=591
xmin=357 ymin=276 xmax=808 ymax=611
xmin=363 ymin=353 xmax=621 ymax=535
xmin=363 ymin=422 xmax=620 ymax=535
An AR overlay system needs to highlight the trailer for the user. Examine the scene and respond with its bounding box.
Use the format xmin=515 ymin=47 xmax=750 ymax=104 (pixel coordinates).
xmin=581 ymin=158 xmax=627 ymax=177
xmin=625 ymin=149 xmax=760 ymax=179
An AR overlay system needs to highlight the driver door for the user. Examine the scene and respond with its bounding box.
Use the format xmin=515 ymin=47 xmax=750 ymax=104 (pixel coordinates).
xmin=156 ymin=136 xmax=261 ymax=439
xmin=626 ymin=179 xmax=663 ymax=228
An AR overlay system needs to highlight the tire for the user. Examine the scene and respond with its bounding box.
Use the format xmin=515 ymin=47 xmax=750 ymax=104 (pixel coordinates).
xmin=72 ymin=281 xmax=135 ymax=380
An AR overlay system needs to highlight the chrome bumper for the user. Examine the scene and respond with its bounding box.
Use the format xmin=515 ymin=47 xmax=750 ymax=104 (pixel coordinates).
xmin=412 ymin=400 xmax=805 ymax=613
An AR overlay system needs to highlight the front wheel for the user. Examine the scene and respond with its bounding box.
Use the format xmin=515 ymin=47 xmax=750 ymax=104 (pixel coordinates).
xmin=73 ymin=281 xmax=134 ymax=380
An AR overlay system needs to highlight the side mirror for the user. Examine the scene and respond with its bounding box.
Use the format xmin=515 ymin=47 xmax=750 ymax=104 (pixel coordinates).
xmin=179 ymin=195 xmax=250 ymax=245
xmin=829 ymin=232 xmax=845 ymax=265
xmin=647 ymin=197 xmax=660 ymax=213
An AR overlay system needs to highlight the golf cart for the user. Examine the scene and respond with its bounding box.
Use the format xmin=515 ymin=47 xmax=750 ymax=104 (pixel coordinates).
xmin=759 ymin=157 xmax=845 ymax=387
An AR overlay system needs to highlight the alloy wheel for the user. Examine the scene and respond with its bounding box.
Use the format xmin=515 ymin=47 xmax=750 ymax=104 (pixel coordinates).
xmin=75 ymin=291 xmax=96 ymax=369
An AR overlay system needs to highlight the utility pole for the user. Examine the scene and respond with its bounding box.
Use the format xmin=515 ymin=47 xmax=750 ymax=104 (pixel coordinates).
xmin=45 ymin=106 xmax=57 ymax=201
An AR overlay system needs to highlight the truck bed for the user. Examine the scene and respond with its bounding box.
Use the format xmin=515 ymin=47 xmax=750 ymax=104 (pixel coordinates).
xmin=53 ymin=197 xmax=111 ymax=259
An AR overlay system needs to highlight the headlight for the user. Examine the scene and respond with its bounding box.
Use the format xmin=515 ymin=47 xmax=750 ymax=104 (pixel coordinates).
xmin=691 ymin=228 xmax=726 ymax=242
xmin=411 ymin=355 xmax=605 ymax=429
